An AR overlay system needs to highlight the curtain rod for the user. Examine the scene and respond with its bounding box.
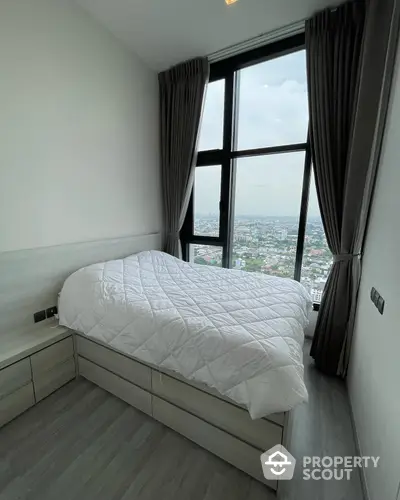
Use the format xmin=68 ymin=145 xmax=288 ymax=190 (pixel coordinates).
xmin=208 ymin=3 xmax=340 ymax=63
xmin=208 ymin=20 xmax=305 ymax=63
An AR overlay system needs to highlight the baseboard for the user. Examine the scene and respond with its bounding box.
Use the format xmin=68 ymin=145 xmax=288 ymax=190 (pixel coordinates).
xmin=348 ymin=394 xmax=370 ymax=500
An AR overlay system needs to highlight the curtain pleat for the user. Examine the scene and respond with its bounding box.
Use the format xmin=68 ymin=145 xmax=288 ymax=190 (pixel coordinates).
xmin=159 ymin=58 xmax=209 ymax=257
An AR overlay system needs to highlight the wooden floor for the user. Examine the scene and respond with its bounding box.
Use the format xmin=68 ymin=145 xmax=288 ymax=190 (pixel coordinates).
xmin=0 ymin=342 xmax=364 ymax=500
xmin=279 ymin=341 xmax=364 ymax=500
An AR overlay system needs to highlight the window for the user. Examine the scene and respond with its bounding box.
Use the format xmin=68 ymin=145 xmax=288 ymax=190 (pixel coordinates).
xmin=181 ymin=34 xmax=331 ymax=304
xmin=198 ymin=80 xmax=225 ymax=151
xmin=232 ymin=153 xmax=305 ymax=278
xmin=236 ymin=51 xmax=309 ymax=150
xmin=194 ymin=165 xmax=221 ymax=237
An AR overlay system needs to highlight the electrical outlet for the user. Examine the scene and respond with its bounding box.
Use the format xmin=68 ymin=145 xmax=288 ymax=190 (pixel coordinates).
xmin=46 ymin=306 xmax=58 ymax=319
xmin=34 ymin=310 xmax=46 ymax=323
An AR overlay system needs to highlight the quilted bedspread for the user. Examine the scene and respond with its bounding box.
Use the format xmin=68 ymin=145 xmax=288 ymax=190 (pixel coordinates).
xmin=59 ymin=250 xmax=312 ymax=418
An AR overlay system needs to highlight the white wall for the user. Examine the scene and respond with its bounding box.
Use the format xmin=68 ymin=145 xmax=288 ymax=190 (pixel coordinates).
xmin=348 ymin=45 xmax=400 ymax=500
xmin=0 ymin=0 xmax=161 ymax=253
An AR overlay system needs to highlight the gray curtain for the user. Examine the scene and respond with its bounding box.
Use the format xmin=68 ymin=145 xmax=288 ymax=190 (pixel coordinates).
xmin=306 ymin=0 xmax=398 ymax=376
xmin=159 ymin=57 xmax=209 ymax=257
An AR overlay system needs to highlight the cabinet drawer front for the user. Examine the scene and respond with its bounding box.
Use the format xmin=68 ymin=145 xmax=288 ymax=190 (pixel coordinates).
xmin=31 ymin=337 xmax=73 ymax=375
xmin=79 ymin=357 xmax=151 ymax=416
xmin=34 ymin=358 xmax=75 ymax=402
xmin=158 ymin=368 xmax=284 ymax=427
xmin=152 ymin=372 xmax=282 ymax=451
xmin=0 ymin=358 xmax=31 ymax=400
xmin=0 ymin=383 xmax=35 ymax=428
xmin=152 ymin=396 xmax=276 ymax=490
xmin=77 ymin=336 xmax=151 ymax=391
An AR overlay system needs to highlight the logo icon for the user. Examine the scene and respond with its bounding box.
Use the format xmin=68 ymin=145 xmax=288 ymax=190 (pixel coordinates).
xmin=261 ymin=445 xmax=296 ymax=481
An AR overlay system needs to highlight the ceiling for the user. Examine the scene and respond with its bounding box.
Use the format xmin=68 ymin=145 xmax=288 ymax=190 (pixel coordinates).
xmin=75 ymin=0 xmax=335 ymax=71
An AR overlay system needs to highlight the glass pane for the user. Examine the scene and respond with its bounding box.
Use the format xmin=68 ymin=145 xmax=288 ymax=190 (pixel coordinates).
xmin=190 ymin=245 xmax=223 ymax=267
xmin=194 ymin=165 xmax=221 ymax=237
xmin=232 ymin=152 xmax=305 ymax=278
xmin=198 ymin=80 xmax=225 ymax=151
xmin=301 ymin=171 xmax=332 ymax=303
xmin=236 ymin=50 xmax=308 ymax=150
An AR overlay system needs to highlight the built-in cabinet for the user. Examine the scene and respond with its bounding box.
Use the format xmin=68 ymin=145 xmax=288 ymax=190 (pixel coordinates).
xmin=0 ymin=359 xmax=35 ymax=428
xmin=0 ymin=330 xmax=75 ymax=428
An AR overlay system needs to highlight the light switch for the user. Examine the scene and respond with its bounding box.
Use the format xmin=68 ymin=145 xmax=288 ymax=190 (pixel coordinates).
xmin=370 ymin=287 xmax=385 ymax=315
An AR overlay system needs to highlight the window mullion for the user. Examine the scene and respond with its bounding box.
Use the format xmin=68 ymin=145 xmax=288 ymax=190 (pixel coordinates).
xmin=221 ymin=73 xmax=235 ymax=267
xmin=294 ymin=138 xmax=312 ymax=281
xmin=226 ymin=71 xmax=240 ymax=269
xmin=231 ymin=142 xmax=308 ymax=159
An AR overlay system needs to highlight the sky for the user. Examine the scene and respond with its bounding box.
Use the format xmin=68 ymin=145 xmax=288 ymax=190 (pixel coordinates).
xmin=196 ymin=49 xmax=321 ymax=218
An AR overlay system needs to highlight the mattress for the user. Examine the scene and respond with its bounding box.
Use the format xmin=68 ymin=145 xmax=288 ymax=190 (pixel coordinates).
xmin=59 ymin=250 xmax=312 ymax=419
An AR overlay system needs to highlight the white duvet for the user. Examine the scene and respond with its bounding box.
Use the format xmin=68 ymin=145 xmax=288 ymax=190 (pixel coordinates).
xmin=59 ymin=250 xmax=311 ymax=419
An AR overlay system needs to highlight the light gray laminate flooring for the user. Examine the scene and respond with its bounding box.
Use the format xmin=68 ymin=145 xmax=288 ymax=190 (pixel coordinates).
xmin=0 ymin=342 xmax=364 ymax=500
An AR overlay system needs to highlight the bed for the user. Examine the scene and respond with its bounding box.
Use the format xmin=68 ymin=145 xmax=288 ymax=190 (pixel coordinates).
xmin=59 ymin=250 xmax=312 ymax=491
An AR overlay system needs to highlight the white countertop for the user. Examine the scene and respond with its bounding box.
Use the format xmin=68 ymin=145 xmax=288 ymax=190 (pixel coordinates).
xmin=0 ymin=320 xmax=70 ymax=370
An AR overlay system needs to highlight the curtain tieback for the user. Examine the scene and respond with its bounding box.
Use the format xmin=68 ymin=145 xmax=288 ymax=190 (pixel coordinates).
xmin=333 ymin=253 xmax=361 ymax=263
xmin=167 ymin=231 xmax=180 ymax=237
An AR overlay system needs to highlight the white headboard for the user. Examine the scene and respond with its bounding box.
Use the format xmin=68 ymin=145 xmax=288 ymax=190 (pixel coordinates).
xmin=0 ymin=232 xmax=162 ymax=334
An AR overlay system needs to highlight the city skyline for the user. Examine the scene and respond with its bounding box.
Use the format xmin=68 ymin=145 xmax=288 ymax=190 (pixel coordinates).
xmin=192 ymin=215 xmax=331 ymax=303
xmin=194 ymin=160 xmax=322 ymax=219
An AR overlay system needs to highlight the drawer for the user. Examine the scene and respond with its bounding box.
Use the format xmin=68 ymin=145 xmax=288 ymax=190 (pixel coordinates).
xmin=0 ymin=358 xmax=31 ymax=400
xmin=77 ymin=336 xmax=151 ymax=391
xmin=34 ymin=357 xmax=75 ymax=402
xmin=0 ymin=383 xmax=35 ymax=428
xmin=152 ymin=371 xmax=282 ymax=451
xmin=31 ymin=337 xmax=73 ymax=375
xmin=79 ymin=357 xmax=151 ymax=416
xmin=161 ymin=369 xmax=285 ymax=427
xmin=152 ymin=396 xmax=275 ymax=490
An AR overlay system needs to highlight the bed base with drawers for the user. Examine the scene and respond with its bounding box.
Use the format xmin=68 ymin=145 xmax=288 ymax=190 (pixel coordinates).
xmin=74 ymin=331 xmax=293 ymax=493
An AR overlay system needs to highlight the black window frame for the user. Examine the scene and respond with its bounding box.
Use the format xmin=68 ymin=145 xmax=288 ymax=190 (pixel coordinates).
xmin=181 ymin=33 xmax=318 ymax=306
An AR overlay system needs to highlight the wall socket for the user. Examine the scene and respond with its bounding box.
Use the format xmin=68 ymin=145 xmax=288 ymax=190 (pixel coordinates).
xmin=46 ymin=306 xmax=58 ymax=318
xmin=33 ymin=305 xmax=58 ymax=323
xmin=370 ymin=287 xmax=385 ymax=315
xmin=34 ymin=310 xmax=46 ymax=323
